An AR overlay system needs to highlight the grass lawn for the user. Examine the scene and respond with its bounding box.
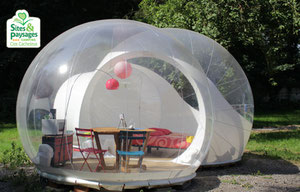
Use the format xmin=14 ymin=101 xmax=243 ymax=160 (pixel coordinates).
xmin=245 ymin=128 xmax=300 ymax=164
xmin=1 ymin=123 xmax=300 ymax=165
xmin=253 ymin=109 xmax=300 ymax=128
xmin=0 ymin=123 xmax=22 ymax=155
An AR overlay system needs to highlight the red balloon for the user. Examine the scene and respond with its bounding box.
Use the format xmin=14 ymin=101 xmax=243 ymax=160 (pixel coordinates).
xmin=106 ymin=78 xmax=119 ymax=90
xmin=114 ymin=60 xmax=132 ymax=79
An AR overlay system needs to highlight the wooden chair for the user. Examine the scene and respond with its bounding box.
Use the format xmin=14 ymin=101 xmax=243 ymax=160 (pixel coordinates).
xmin=73 ymin=128 xmax=107 ymax=172
xmin=117 ymin=130 xmax=147 ymax=172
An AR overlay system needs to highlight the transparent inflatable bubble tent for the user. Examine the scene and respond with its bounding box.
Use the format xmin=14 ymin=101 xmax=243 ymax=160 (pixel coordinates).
xmin=17 ymin=20 xmax=253 ymax=190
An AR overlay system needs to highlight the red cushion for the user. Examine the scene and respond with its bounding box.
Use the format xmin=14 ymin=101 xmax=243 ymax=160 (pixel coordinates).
xmin=149 ymin=128 xmax=172 ymax=136
xmin=150 ymin=130 xmax=165 ymax=136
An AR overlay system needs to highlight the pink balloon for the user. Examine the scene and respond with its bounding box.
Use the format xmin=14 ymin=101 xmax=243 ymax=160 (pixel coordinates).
xmin=114 ymin=60 xmax=132 ymax=79
xmin=106 ymin=78 xmax=119 ymax=90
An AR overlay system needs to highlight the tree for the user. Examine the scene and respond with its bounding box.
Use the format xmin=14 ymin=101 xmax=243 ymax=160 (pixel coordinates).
xmin=134 ymin=0 xmax=300 ymax=104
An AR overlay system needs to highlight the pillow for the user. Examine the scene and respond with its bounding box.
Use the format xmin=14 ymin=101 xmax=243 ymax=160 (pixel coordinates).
xmin=150 ymin=130 xmax=165 ymax=136
xmin=149 ymin=128 xmax=172 ymax=136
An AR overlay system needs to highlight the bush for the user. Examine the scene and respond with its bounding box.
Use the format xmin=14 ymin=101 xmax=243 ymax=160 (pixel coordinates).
xmin=1 ymin=141 xmax=31 ymax=169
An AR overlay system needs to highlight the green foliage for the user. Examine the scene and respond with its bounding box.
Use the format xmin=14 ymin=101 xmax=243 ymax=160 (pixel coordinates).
xmin=134 ymin=0 xmax=300 ymax=95
xmin=1 ymin=141 xmax=31 ymax=169
xmin=129 ymin=57 xmax=199 ymax=108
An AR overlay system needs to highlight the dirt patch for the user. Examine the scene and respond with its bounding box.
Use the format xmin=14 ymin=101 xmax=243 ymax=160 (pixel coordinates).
xmin=184 ymin=156 xmax=300 ymax=192
xmin=0 ymin=165 xmax=37 ymax=192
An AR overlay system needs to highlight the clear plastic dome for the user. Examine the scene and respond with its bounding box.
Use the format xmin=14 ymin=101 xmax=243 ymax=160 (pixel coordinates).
xmin=17 ymin=20 xmax=215 ymax=190
xmin=163 ymin=28 xmax=254 ymax=165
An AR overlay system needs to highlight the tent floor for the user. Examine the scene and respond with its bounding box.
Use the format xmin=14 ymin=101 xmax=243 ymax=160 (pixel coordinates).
xmin=63 ymin=157 xmax=189 ymax=173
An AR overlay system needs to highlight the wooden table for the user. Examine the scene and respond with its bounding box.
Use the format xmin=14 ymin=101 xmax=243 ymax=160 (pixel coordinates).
xmin=92 ymin=127 xmax=154 ymax=170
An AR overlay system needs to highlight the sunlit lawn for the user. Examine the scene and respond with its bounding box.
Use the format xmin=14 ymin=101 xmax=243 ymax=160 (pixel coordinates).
xmin=245 ymin=128 xmax=300 ymax=164
xmin=0 ymin=123 xmax=22 ymax=155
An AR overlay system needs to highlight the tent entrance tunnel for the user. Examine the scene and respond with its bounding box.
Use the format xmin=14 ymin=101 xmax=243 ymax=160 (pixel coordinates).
xmin=17 ymin=19 xmax=253 ymax=191
xmin=53 ymin=54 xmax=206 ymax=168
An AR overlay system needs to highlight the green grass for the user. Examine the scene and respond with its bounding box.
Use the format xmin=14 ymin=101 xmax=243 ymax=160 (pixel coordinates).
xmin=0 ymin=123 xmax=32 ymax=167
xmin=246 ymin=129 xmax=300 ymax=163
xmin=1 ymin=124 xmax=300 ymax=165
xmin=221 ymin=178 xmax=240 ymax=185
xmin=221 ymin=177 xmax=253 ymax=189
xmin=0 ymin=123 xmax=43 ymax=160
xmin=0 ymin=123 xmax=22 ymax=155
xmin=253 ymin=109 xmax=300 ymax=128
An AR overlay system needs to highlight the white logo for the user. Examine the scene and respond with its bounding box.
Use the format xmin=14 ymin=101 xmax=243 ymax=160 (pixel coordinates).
xmin=6 ymin=10 xmax=40 ymax=48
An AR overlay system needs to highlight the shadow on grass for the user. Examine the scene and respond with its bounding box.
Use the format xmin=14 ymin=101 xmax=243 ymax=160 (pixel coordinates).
xmin=0 ymin=123 xmax=16 ymax=128
xmin=253 ymin=121 xmax=300 ymax=128
xmin=181 ymin=175 xmax=220 ymax=192
xmin=250 ymin=129 xmax=300 ymax=141
xmin=253 ymin=109 xmax=300 ymax=128
xmin=0 ymin=123 xmax=17 ymax=133
xmin=122 ymin=176 xmax=220 ymax=192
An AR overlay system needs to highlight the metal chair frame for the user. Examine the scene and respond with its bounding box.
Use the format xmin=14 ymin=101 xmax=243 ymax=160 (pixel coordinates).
xmin=117 ymin=130 xmax=147 ymax=172
xmin=74 ymin=128 xmax=107 ymax=172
